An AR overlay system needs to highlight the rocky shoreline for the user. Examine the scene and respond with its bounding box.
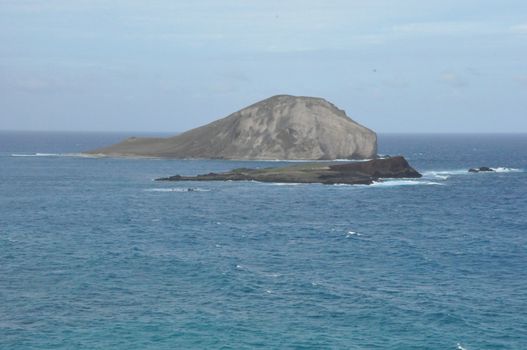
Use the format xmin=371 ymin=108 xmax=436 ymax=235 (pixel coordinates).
xmin=156 ymin=156 xmax=421 ymax=185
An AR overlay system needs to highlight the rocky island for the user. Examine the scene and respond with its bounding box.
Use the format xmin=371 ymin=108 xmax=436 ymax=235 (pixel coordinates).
xmin=87 ymin=95 xmax=377 ymax=160
xmin=468 ymin=167 xmax=494 ymax=173
xmin=156 ymin=156 xmax=422 ymax=185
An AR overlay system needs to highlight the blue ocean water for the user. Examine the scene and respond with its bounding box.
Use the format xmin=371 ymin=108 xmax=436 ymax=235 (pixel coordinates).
xmin=1 ymin=132 xmax=526 ymax=349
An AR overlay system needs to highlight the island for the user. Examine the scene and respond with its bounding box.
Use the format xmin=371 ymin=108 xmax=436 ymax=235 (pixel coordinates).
xmin=156 ymin=156 xmax=422 ymax=185
xmin=86 ymin=95 xmax=377 ymax=160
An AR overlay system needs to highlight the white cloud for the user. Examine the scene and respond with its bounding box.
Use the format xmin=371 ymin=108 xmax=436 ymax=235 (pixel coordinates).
xmin=515 ymin=74 xmax=527 ymax=87
xmin=1 ymin=0 xmax=111 ymax=13
xmin=17 ymin=78 xmax=51 ymax=90
xmin=392 ymin=22 xmax=489 ymax=35
xmin=510 ymin=24 xmax=527 ymax=34
xmin=440 ymin=72 xmax=467 ymax=87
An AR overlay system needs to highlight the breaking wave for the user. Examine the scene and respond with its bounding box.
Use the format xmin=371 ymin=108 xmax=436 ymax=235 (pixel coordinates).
xmin=267 ymin=182 xmax=304 ymax=186
xmin=264 ymin=179 xmax=443 ymax=188
xmin=492 ymin=167 xmax=522 ymax=173
xmin=11 ymin=153 xmax=62 ymax=157
xmin=423 ymin=170 xmax=470 ymax=179
xmin=370 ymin=180 xmax=443 ymax=187
xmin=144 ymin=188 xmax=211 ymax=192
xmin=10 ymin=152 xmax=101 ymax=158
xmin=424 ymin=167 xmax=523 ymax=179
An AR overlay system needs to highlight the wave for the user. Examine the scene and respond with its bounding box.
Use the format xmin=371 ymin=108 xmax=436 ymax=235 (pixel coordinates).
xmin=144 ymin=188 xmax=211 ymax=192
xmin=423 ymin=170 xmax=470 ymax=179
xmin=267 ymin=182 xmax=304 ymax=186
xmin=11 ymin=153 xmax=62 ymax=157
xmin=370 ymin=180 xmax=443 ymax=187
xmin=346 ymin=231 xmax=361 ymax=237
xmin=424 ymin=167 xmax=523 ymax=179
xmin=265 ymin=179 xmax=443 ymax=187
xmin=10 ymin=152 xmax=102 ymax=158
xmin=492 ymin=167 xmax=522 ymax=173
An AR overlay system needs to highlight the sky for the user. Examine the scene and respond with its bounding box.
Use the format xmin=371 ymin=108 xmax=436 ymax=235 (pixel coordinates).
xmin=1 ymin=0 xmax=526 ymax=133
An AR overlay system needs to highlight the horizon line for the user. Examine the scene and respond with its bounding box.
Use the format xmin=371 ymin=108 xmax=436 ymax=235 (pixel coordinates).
xmin=1 ymin=129 xmax=527 ymax=135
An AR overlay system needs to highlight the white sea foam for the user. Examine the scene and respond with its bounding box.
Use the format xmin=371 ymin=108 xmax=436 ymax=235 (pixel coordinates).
xmin=71 ymin=153 xmax=107 ymax=158
xmin=423 ymin=170 xmax=470 ymax=179
xmin=370 ymin=180 xmax=443 ymax=187
xmin=346 ymin=231 xmax=361 ymax=237
xmin=145 ymin=188 xmax=211 ymax=192
xmin=492 ymin=167 xmax=522 ymax=173
xmin=11 ymin=153 xmax=61 ymax=157
xmin=424 ymin=167 xmax=523 ymax=179
xmin=456 ymin=343 xmax=467 ymax=350
xmin=268 ymin=182 xmax=304 ymax=186
xmin=10 ymin=152 xmax=101 ymax=158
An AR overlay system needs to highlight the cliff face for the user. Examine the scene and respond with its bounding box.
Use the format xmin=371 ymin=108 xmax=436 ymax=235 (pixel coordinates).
xmin=88 ymin=95 xmax=377 ymax=160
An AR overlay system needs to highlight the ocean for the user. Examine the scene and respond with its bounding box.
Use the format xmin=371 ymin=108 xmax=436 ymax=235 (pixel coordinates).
xmin=0 ymin=131 xmax=526 ymax=349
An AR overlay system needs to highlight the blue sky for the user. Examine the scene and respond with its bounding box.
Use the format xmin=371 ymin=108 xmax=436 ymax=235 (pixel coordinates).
xmin=1 ymin=0 xmax=526 ymax=132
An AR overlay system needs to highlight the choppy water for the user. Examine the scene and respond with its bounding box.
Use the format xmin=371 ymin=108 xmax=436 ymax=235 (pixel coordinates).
xmin=1 ymin=132 xmax=526 ymax=349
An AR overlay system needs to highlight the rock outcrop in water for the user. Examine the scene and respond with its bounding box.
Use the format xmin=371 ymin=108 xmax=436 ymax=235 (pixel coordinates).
xmin=468 ymin=167 xmax=494 ymax=173
xmin=156 ymin=156 xmax=421 ymax=185
xmin=87 ymin=95 xmax=377 ymax=160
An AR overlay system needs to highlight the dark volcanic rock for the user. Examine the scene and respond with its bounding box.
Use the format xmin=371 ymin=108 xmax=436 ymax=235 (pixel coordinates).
xmin=468 ymin=167 xmax=494 ymax=173
xmin=156 ymin=156 xmax=421 ymax=185
xmin=328 ymin=156 xmax=421 ymax=178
